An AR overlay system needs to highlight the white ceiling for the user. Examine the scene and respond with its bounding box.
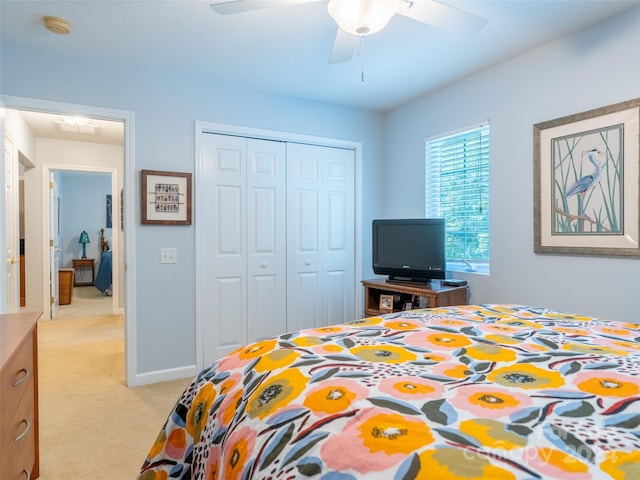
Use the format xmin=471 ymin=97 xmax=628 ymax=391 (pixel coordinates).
xmin=2 ymin=0 xmax=639 ymax=142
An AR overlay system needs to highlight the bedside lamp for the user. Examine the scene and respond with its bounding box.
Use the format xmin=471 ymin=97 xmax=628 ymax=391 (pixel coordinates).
xmin=79 ymin=231 xmax=90 ymax=259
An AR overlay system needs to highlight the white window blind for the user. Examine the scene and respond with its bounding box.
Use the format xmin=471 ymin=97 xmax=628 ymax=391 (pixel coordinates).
xmin=425 ymin=123 xmax=490 ymax=273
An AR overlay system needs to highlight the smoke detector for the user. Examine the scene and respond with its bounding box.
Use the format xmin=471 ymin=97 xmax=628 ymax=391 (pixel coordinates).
xmin=43 ymin=16 xmax=71 ymax=35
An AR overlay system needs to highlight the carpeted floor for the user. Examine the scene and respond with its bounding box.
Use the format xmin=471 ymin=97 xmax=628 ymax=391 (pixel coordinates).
xmin=37 ymin=286 xmax=191 ymax=479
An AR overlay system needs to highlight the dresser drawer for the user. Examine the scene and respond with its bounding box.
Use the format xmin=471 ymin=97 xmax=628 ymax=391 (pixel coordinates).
xmin=1 ymin=329 xmax=34 ymax=423
xmin=1 ymin=378 xmax=36 ymax=480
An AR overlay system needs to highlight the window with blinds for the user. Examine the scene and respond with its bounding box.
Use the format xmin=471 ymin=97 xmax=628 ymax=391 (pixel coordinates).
xmin=425 ymin=122 xmax=490 ymax=274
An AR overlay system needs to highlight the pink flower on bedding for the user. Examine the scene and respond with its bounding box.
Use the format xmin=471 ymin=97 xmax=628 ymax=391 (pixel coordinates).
xmin=303 ymin=325 xmax=352 ymax=336
xmin=404 ymin=330 xmax=472 ymax=350
xmin=219 ymin=426 xmax=257 ymax=480
xmin=204 ymin=445 xmax=222 ymax=480
xmin=428 ymin=317 xmax=475 ymax=329
xmin=378 ymin=375 xmax=443 ymax=401
xmin=449 ymin=385 xmax=532 ymax=418
xmin=321 ymin=408 xmax=434 ymax=474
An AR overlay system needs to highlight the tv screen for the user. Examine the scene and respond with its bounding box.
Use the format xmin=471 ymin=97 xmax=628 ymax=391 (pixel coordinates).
xmin=372 ymin=218 xmax=446 ymax=284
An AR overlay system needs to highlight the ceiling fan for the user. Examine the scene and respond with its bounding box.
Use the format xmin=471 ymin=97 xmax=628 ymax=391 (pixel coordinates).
xmin=210 ymin=0 xmax=487 ymax=63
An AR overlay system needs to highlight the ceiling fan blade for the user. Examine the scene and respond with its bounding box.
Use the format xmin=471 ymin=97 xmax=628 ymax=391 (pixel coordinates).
xmin=210 ymin=0 xmax=318 ymax=15
xmin=397 ymin=0 xmax=487 ymax=35
xmin=328 ymin=28 xmax=357 ymax=64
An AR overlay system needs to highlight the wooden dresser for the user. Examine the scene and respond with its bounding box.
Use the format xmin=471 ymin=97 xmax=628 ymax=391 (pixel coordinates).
xmin=1 ymin=311 xmax=40 ymax=480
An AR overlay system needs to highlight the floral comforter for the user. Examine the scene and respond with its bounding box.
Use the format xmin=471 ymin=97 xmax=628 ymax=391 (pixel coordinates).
xmin=138 ymin=304 xmax=640 ymax=479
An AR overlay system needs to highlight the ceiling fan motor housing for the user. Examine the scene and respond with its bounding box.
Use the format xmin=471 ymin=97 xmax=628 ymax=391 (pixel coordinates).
xmin=327 ymin=0 xmax=398 ymax=36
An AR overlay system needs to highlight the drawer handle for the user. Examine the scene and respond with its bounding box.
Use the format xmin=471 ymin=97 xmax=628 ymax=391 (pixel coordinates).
xmin=15 ymin=419 xmax=31 ymax=443
xmin=21 ymin=469 xmax=31 ymax=480
xmin=13 ymin=368 xmax=30 ymax=387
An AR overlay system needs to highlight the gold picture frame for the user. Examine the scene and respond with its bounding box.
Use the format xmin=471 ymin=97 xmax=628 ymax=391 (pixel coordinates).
xmin=533 ymin=98 xmax=640 ymax=256
xmin=141 ymin=170 xmax=192 ymax=225
xmin=379 ymin=294 xmax=394 ymax=313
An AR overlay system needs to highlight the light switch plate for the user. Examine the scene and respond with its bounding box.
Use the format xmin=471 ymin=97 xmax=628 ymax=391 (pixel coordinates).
xmin=160 ymin=248 xmax=177 ymax=264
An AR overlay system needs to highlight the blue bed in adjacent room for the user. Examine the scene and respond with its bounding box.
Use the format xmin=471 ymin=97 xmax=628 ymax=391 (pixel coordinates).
xmin=94 ymin=250 xmax=112 ymax=294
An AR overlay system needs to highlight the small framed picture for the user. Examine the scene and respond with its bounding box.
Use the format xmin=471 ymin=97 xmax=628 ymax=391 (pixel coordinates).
xmin=402 ymin=302 xmax=414 ymax=311
xmin=379 ymin=294 xmax=394 ymax=313
xmin=141 ymin=170 xmax=192 ymax=225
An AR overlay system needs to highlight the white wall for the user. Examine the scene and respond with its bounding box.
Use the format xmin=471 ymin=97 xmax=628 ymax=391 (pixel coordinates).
xmin=382 ymin=6 xmax=640 ymax=322
xmin=4 ymin=6 xmax=638 ymax=380
xmin=0 ymin=44 xmax=385 ymax=379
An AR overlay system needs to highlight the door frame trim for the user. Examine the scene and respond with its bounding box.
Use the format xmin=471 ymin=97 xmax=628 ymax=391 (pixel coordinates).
xmin=195 ymin=121 xmax=363 ymax=371
xmin=1 ymin=95 xmax=138 ymax=387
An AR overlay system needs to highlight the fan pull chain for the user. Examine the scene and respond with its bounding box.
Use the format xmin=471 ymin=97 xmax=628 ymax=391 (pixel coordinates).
xmin=358 ymin=34 xmax=365 ymax=82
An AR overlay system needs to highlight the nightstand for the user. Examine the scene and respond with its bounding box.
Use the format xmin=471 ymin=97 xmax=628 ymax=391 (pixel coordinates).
xmin=72 ymin=258 xmax=95 ymax=286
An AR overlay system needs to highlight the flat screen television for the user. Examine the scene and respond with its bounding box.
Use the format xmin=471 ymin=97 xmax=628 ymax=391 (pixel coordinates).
xmin=372 ymin=218 xmax=446 ymax=284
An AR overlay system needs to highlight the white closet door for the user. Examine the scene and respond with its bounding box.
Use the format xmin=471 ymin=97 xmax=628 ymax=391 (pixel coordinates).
xmin=246 ymin=138 xmax=287 ymax=342
xmin=324 ymin=147 xmax=355 ymax=326
xmin=202 ymin=134 xmax=287 ymax=364
xmin=202 ymin=134 xmax=248 ymax=362
xmin=287 ymin=143 xmax=355 ymax=331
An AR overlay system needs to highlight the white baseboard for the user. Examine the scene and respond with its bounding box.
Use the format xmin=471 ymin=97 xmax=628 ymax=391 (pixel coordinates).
xmin=128 ymin=365 xmax=197 ymax=387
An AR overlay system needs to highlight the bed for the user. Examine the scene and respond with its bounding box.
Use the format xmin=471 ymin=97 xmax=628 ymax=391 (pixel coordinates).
xmin=93 ymin=251 xmax=112 ymax=294
xmin=138 ymin=304 xmax=640 ymax=479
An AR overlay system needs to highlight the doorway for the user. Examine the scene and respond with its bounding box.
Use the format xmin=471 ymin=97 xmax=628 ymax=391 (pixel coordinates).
xmin=2 ymin=96 xmax=138 ymax=386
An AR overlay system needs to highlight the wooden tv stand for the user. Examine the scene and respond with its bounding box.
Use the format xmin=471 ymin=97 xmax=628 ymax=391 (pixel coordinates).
xmin=362 ymin=278 xmax=468 ymax=317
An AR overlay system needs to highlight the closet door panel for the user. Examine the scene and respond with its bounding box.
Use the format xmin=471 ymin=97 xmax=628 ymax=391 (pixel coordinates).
xmin=323 ymin=147 xmax=355 ymax=325
xmin=214 ymin=277 xmax=246 ymax=352
xmin=287 ymin=143 xmax=323 ymax=331
xmin=202 ymin=133 xmax=248 ymax=363
xmin=247 ymin=139 xmax=286 ymax=342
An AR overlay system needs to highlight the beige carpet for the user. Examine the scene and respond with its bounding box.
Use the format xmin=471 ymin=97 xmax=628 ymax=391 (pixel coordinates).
xmin=37 ymin=286 xmax=191 ymax=479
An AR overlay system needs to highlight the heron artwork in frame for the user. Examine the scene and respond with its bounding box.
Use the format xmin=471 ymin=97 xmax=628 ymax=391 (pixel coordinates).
xmin=534 ymin=98 xmax=640 ymax=256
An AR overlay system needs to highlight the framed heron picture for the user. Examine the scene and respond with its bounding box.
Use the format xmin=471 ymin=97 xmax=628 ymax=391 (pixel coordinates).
xmin=534 ymin=98 xmax=640 ymax=256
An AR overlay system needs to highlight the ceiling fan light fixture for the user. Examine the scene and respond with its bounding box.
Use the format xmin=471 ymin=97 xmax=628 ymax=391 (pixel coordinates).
xmin=61 ymin=115 xmax=90 ymax=127
xmin=328 ymin=0 xmax=397 ymax=36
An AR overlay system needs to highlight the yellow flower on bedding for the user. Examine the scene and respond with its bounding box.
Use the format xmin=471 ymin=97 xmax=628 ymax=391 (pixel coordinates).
xmin=552 ymin=326 xmax=590 ymax=336
xmin=610 ymin=340 xmax=640 ymax=352
xmin=601 ymin=450 xmax=640 ymax=479
xmin=186 ymin=383 xmax=216 ymax=441
xmin=303 ymin=379 xmax=368 ymax=414
xmin=488 ymin=363 xmax=564 ymax=389
xmin=484 ymin=333 xmax=523 ymax=345
xmin=562 ymin=343 xmax=629 ymax=356
xmin=495 ymin=318 xmax=542 ymax=329
xmin=416 ymin=447 xmax=516 ymax=480
xmin=573 ymin=371 xmax=639 ymax=397
xmin=459 ymin=419 xmax=527 ymax=450
xmin=347 ymin=317 xmax=383 ymax=326
xmin=465 ymin=344 xmax=517 ymax=362
xmin=526 ymin=447 xmax=591 ymax=479
xmin=253 ymin=349 xmax=301 ymax=372
xmin=236 ymin=338 xmax=278 ymax=361
xmin=384 ymin=319 xmax=422 ymax=331
xmin=247 ymin=369 xmax=308 ymax=419
xmin=148 ymin=430 xmax=167 ymax=459
xmin=350 ymin=344 xmax=417 ymax=364
xmin=291 ymin=335 xmax=323 ymax=347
